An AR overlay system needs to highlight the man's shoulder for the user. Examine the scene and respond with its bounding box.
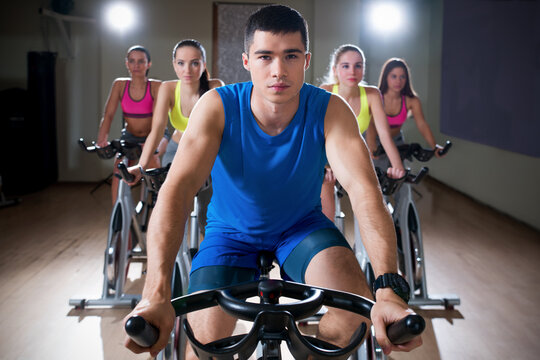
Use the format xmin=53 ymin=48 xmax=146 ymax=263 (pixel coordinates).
xmin=217 ymin=81 xmax=252 ymax=94
xmin=215 ymin=82 xmax=253 ymax=119
xmin=301 ymin=82 xmax=330 ymax=97
xmin=301 ymin=83 xmax=331 ymax=104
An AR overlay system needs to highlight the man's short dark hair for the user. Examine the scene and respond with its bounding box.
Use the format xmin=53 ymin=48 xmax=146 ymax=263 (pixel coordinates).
xmin=244 ymin=5 xmax=309 ymax=54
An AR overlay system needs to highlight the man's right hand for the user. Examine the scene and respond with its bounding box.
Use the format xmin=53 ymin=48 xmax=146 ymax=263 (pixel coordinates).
xmin=123 ymin=297 xmax=176 ymax=357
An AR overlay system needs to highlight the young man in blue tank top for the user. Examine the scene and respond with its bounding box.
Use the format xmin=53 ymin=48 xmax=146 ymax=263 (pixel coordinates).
xmin=125 ymin=5 xmax=421 ymax=358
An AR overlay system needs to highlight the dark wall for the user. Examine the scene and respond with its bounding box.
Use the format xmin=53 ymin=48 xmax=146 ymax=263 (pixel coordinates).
xmin=0 ymin=52 xmax=58 ymax=195
xmin=440 ymin=0 xmax=540 ymax=157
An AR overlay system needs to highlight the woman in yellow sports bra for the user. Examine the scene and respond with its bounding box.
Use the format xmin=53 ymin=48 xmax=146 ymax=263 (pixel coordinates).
xmin=128 ymin=39 xmax=224 ymax=180
xmin=319 ymin=44 xmax=405 ymax=221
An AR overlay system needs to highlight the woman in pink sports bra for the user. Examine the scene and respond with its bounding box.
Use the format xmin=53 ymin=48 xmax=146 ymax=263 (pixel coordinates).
xmin=374 ymin=58 xmax=443 ymax=156
xmin=96 ymin=45 xmax=163 ymax=204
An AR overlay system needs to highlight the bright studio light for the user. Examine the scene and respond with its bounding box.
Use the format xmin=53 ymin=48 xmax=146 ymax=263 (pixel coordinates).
xmin=105 ymin=2 xmax=136 ymax=32
xmin=368 ymin=2 xmax=404 ymax=34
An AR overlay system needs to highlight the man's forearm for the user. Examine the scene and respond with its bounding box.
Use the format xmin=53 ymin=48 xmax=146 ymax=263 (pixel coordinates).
xmin=142 ymin=186 xmax=191 ymax=300
xmin=350 ymin=191 xmax=397 ymax=277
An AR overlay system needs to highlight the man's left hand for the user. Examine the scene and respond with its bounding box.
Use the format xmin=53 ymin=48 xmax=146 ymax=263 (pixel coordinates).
xmin=370 ymin=294 xmax=423 ymax=355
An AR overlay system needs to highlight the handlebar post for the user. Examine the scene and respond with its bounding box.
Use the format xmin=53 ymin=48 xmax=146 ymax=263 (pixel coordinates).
xmin=118 ymin=162 xmax=135 ymax=183
xmin=258 ymin=280 xmax=283 ymax=305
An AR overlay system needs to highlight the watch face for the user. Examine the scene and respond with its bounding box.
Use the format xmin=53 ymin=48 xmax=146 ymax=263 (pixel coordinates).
xmin=374 ymin=273 xmax=410 ymax=303
xmin=393 ymin=275 xmax=410 ymax=303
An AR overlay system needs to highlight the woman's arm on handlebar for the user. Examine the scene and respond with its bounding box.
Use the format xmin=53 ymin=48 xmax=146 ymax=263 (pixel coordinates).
xmin=408 ymin=96 xmax=444 ymax=157
xmin=368 ymin=88 xmax=406 ymax=177
xmin=97 ymin=79 xmax=124 ymax=147
xmin=127 ymin=81 xmax=176 ymax=184
xmin=139 ymin=81 xmax=175 ymax=170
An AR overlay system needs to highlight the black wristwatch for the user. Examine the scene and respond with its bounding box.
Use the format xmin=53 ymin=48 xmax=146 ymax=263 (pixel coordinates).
xmin=373 ymin=273 xmax=410 ymax=304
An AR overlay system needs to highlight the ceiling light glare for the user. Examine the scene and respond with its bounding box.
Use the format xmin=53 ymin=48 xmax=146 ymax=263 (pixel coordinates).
xmin=105 ymin=2 xmax=136 ymax=32
xmin=368 ymin=2 xmax=404 ymax=34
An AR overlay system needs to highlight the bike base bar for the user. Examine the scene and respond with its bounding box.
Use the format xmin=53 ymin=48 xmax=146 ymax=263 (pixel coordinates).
xmin=409 ymin=293 xmax=460 ymax=308
xmin=69 ymin=295 xmax=140 ymax=309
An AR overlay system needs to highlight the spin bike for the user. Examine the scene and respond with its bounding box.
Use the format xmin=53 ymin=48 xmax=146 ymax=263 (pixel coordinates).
xmin=155 ymin=174 xmax=212 ymax=360
xmin=70 ymin=138 xmax=162 ymax=309
xmin=126 ymin=250 xmax=426 ymax=360
xmin=115 ymin=160 xmax=209 ymax=360
xmin=332 ymin=178 xmax=424 ymax=360
xmin=365 ymin=141 xmax=460 ymax=309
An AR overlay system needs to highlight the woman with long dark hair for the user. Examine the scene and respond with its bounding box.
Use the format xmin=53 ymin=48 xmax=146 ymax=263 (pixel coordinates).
xmin=130 ymin=39 xmax=224 ymax=178
xmin=376 ymin=57 xmax=443 ymax=155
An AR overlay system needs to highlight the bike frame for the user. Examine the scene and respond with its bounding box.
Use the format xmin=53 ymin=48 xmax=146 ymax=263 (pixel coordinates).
xmin=158 ymin=191 xmax=203 ymax=360
xmin=363 ymin=140 xmax=460 ymax=309
xmin=388 ymin=180 xmax=459 ymax=308
xmin=70 ymin=139 xmax=153 ymax=309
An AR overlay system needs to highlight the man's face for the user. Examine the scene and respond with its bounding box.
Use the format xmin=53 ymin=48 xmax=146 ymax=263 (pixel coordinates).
xmin=242 ymin=30 xmax=311 ymax=105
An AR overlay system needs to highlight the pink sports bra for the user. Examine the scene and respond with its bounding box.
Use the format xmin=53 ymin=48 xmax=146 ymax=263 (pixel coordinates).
xmin=386 ymin=95 xmax=407 ymax=128
xmin=121 ymin=80 xmax=154 ymax=119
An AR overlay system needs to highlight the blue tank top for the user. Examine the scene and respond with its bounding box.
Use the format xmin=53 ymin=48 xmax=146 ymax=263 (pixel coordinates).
xmin=207 ymin=82 xmax=331 ymax=236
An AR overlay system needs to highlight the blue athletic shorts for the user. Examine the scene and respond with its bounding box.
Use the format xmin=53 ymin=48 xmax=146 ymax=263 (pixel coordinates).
xmin=188 ymin=210 xmax=351 ymax=293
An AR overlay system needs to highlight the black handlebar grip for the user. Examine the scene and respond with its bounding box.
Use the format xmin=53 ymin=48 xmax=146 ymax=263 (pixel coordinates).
xmin=438 ymin=141 xmax=452 ymax=156
xmin=78 ymin=138 xmax=87 ymax=151
xmin=125 ymin=315 xmax=159 ymax=348
xmin=118 ymin=163 xmax=135 ymax=182
xmin=408 ymin=167 xmax=429 ymax=184
xmin=386 ymin=314 xmax=425 ymax=345
xmin=78 ymin=138 xmax=95 ymax=152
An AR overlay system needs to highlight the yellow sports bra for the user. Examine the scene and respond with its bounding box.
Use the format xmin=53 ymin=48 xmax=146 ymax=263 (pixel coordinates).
xmin=332 ymin=84 xmax=370 ymax=133
xmin=169 ymin=81 xmax=190 ymax=132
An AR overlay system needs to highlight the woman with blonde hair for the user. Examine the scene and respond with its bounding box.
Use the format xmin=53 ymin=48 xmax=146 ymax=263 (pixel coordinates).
xmin=319 ymin=44 xmax=404 ymax=220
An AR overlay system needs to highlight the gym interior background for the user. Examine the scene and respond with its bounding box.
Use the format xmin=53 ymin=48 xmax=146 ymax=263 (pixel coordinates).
xmin=1 ymin=0 xmax=538 ymax=230
xmin=0 ymin=1 xmax=539 ymax=359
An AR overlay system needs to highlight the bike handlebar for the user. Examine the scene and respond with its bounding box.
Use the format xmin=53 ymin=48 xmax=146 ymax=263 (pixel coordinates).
xmin=374 ymin=140 xmax=452 ymax=162
xmin=141 ymin=164 xmax=170 ymax=192
xmin=117 ymin=163 xmax=135 ymax=183
xmin=125 ymin=316 xmax=158 ymax=348
xmin=376 ymin=167 xmax=429 ymax=195
xmin=112 ymin=158 xmax=171 ymax=188
xmin=78 ymin=138 xmax=142 ymax=161
xmin=78 ymin=138 xmax=117 ymax=159
xmin=437 ymin=140 xmax=452 ymax=156
xmin=125 ymin=279 xmax=425 ymax=358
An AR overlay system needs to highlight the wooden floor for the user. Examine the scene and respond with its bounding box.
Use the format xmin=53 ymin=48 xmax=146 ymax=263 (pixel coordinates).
xmin=0 ymin=178 xmax=539 ymax=359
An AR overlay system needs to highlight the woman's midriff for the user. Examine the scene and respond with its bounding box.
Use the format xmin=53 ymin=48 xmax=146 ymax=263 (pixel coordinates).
xmin=389 ymin=126 xmax=402 ymax=138
xmin=124 ymin=116 xmax=153 ymax=137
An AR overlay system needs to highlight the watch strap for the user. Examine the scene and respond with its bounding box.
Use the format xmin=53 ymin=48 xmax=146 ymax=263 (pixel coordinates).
xmin=373 ymin=273 xmax=410 ymax=304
